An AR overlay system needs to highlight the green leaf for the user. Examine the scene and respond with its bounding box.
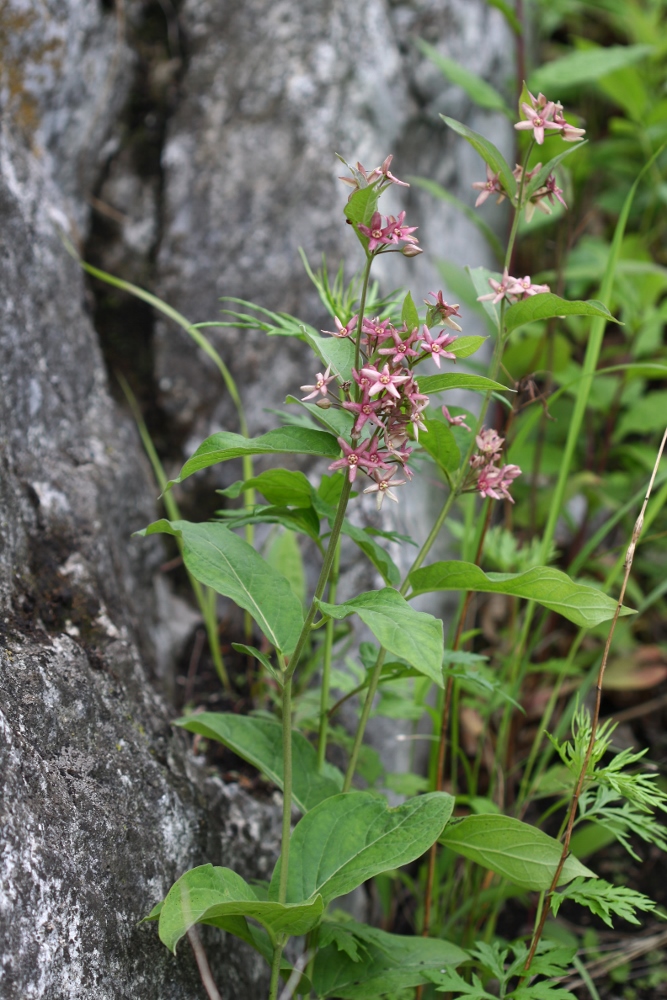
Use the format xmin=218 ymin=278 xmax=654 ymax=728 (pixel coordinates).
xmin=448 ymin=335 xmax=488 ymax=359
xmin=528 ymin=44 xmax=654 ymax=95
xmin=419 ymin=414 xmax=461 ymax=473
xmin=401 ymin=290 xmax=420 ymax=331
xmin=409 ymin=562 xmax=634 ymax=629
xmin=439 ymin=815 xmax=595 ymax=890
xmin=158 ymin=865 xmax=323 ymax=953
xmin=524 ymin=143 xmax=588 ymax=202
xmin=503 ymin=295 xmax=618 ymax=335
xmin=286 ymin=394 xmax=355 ymax=438
xmin=318 ymin=589 xmax=444 ymax=686
xmin=441 ymin=116 xmax=516 ymax=200
xmin=467 ymin=265 xmax=501 ymax=326
xmin=344 ymin=185 xmax=379 ymax=228
xmin=417 ymin=373 xmax=509 ymax=395
xmin=550 ymin=877 xmax=657 ymax=928
xmin=270 ymin=790 xmax=454 ymax=904
xmin=428 ymin=968 xmax=497 ymax=999
xmin=171 ymin=427 xmax=339 ymax=484
xmin=226 ymin=469 xmax=314 ymax=508
xmin=419 ymin=41 xmax=511 ymax=116
xmin=139 ymin=520 xmax=305 ymax=653
xmin=214 ymin=504 xmax=322 ymax=545
xmin=266 ymin=528 xmax=306 ymax=605
xmin=410 ymin=177 xmax=505 ymax=263
xmin=301 ymin=327 xmax=357 ymax=384
xmin=339 ymin=521 xmax=401 ymax=588
xmin=176 ymin=713 xmax=343 ymax=813
xmin=231 ymin=643 xmax=282 ymax=683
xmin=313 ymin=917 xmax=467 ymax=999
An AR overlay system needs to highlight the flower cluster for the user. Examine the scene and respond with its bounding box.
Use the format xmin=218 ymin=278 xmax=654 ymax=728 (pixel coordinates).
xmin=514 ymin=91 xmax=586 ymax=145
xmin=478 ymin=269 xmax=550 ymax=305
xmin=468 ymin=428 xmax=522 ymax=503
xmin=472 ymin=93 xmax=583 ymax=217
xmin=301 ymin=290 xmax=465 ymax=508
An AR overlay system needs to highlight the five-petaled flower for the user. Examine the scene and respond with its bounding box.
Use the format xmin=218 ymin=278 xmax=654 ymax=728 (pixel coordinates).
xmin=300 ymin=366 xmax=336 ymax=401
xmin=442 ymin=405 xmax=471 ymax=432
xmin=328 ymin=437 xmax=373 ymax=483
xmin=472 ymin=165 xmax=506 ymax=207
xmin=363 ymin=467 xmax=407 ymax=510
xmin=323 ymin=315 xmax=358 ymax=338
xmin=514 ymin=98 xmax=561 ymax=145
xmin=361 ymin=363 xmax=411 ymax=399
xmin=420 ymin=326 xmax=457 ymax=368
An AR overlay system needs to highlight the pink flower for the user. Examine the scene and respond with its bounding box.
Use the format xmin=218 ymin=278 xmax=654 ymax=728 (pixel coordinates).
xmin=375 ymin=154 xmax=410 ymax=187
xmin=472 ymin=165 xmax=506 ymax=207
xmin=544 ymin=173 xmax=567 ymax=209
xmin=357 ymin=212 xmax=393 ymax=252
xmin=361 ymin=363 xmax=411 ymax=399
xmin=442 ymin=405 xmax=471 ymax=432
xmin=377 ymin=326 xmax=420 ymax=365
xmin=476 ymin=463 xmax=522 ymax=502
xmin=363 ymin=467 xmax=407 ymax=510
xmin=477 ymin=269 xmax=515 ymax=305
xmin=425 ymin=292 xmax=463 ymax=331
xmin=322 ymin=315 xmax=357 ymax=338
xmin=363 ymin=436 xmax=394 ymax=473
xmin=343 ymin=397 xmax=385 ymax=434
xmin=552 ymin=103 xmax=586 ymax=142
xmin=300 ymin=365 xmax=336 ymax=401
xmin=328 ymin=437 xmax=372 ymax=483
xmin=512 ymin=275 xmax=551 ymax=299
xmin=384 ymin=210 xmax=419 ymax=245
xmin=362 ymin=316 xmax=393 ymax=352
xmin=476 ymin=428 xmax=504 ymax=458
xmin=420 ymin=326 xmax=457 ymax=368
xmin=514 ymin=102 xmax=562 ymax=145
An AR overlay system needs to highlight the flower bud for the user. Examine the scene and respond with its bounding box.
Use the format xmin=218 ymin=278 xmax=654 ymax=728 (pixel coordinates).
xmin=316 ymin=397 xmax=332 ymax=409
xmin=401 ymin=244 xmax=423 ymax=257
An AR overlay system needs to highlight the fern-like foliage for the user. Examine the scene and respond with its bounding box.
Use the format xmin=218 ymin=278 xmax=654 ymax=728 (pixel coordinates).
xmin=551 ymin=876 xmax=657 ymax=927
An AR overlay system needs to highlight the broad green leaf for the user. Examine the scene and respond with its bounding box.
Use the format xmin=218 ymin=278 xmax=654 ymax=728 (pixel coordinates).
xmin=344 ymin=185 xmax=379 ymax=228
xmin=409 ymin=561 xmax=634 ymax=629
xmin=286 ymin=394 xmax=355 ymax=438
xmin=420 ymin=41 xmax=511 ymax=116
xmin=339 ymin=520 xmax=401 ymax=588
xmin=318 ymin=589 xmax=444 ymax=685
xmin=222 ymin=469 xmax=314 ymax=508
xmin=266 ymin=528 xmax=305 ymax=605
xmin=140 ymin=520 xmax=305 ymax=653
xmin=441 ymin=116 xmax=516 ymax=200
xmin=401 ymin=290 xmax=420 ymax=330
xmin=214 ymin=504 xmax=322 ymax=545
xmin=171 ymin=427 xmax=339 ymax=485
xmin=158 ymin=865 xmax=323 ymax=952
xmin=411 ymin=177 xmax=504 ymax=262
xmin=503 ymin=294 xmax=618 ymax=334
xmin=417 ymin=373 xmax=509 ymax=395
xmin=270 ymin=790 xmax=454 ymax=904
xmin=528 ymin=44 xmax=653 ymax=95
xmin=177 ymin=713 xmax=343 ymax=813
xmin=448 ymin=335 xmax=487 ymax=359
xmin=313 ymin=918 xmax=467 ymax=999
xmin=301 ymin=327 xmax=357 ymax=383
xmin=440 ymin=815 xmax=595 ymax=890
xmin=419 ymin=414 xmax=461 ymax=473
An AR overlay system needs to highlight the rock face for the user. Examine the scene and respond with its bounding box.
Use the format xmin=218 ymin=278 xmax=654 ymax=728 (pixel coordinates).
xmin=0 ymin=0 xmax=511 ymax=996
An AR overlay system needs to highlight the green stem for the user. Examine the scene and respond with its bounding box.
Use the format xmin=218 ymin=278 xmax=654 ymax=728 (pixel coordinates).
xmin=317 ymin=541 xmax=341 ymax=769
xmin=353 ymin=254 xmax=373 ymax=387
xmin=278 ymin=670 xmax=293 ymax=904
xmin=504 ymin=139 xmax=534 ymax=273
xmin=269 ymin=939 xmax=284 ymax=1000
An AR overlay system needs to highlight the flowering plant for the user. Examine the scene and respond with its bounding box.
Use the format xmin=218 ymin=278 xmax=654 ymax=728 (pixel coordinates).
xmin=128 ymin=88 xmax=664 ymax=1000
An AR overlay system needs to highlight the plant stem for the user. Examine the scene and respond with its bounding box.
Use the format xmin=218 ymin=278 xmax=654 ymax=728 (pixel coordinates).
xmin=269 ymin=939 xmax=284 ymax=1000
xmin=317 ymin=541 xmax=341 ymax=768
xmin=278 ymin=671 xmax=293 ymax=904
